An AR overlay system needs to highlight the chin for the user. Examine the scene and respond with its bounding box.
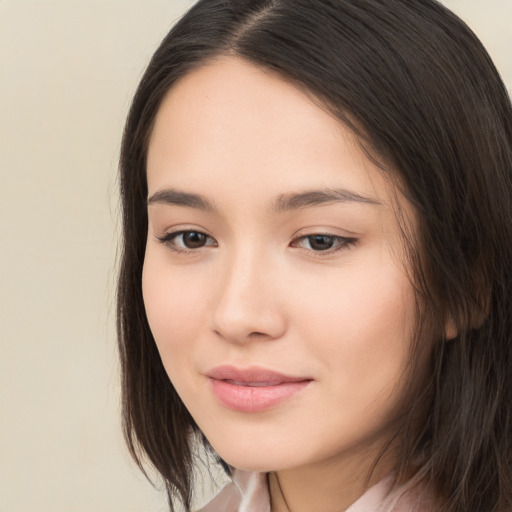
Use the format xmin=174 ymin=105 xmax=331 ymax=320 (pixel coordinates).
xmin=205 ymin=435 xmax=298 ymax=473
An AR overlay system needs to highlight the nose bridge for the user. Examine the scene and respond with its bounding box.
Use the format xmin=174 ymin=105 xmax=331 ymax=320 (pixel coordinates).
xmin=211 ymin=241 xmax=285 ymax=343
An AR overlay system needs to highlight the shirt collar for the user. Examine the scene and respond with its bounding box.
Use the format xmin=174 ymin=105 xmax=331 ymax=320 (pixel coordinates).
xmin=196 ymin=468 xmax=428 ymax=512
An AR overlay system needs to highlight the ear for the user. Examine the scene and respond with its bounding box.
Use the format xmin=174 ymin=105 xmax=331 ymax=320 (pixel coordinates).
xmin=444 ymin=300 xmax=489 ymax=341
xmin=443 ymin=266 xmax=490 ymax=341
xmin=444 ymin=316 xmax=458 ymax=341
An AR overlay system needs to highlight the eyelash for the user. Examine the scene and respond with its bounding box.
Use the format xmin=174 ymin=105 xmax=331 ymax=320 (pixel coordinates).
xmin=156 ymin=230 xmax=357 ymax=257
xmin=156 ymin=231 xmax=217 ymax=255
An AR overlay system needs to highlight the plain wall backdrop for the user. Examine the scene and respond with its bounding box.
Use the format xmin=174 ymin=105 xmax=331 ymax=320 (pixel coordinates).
xmin=0 ymin=1 xmax=510 ymax=511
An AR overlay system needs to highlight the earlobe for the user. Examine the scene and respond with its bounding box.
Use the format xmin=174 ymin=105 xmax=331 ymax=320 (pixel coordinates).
xmin=444 ymin=317 xmax=458 ymax=341
xmin=444 ymin=300 xmax=489 ymax=340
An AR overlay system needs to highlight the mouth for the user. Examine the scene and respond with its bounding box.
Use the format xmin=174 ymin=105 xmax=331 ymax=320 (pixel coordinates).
xmin=206 ymin=365 xmax=312 ymax=412
xmin=223 ymin=380 xmax=284 ymax=387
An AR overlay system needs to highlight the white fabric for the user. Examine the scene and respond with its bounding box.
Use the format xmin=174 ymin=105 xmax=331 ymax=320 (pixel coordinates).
xmin=197 ymin=469 xmax=434 ymax=512
xmin=198 ymin=470 xmax=270 ymax=512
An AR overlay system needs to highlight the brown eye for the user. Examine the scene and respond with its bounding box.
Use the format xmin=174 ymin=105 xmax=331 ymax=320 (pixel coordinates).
xmin=292 ymin=233 xmax=357 ymax=254
xmin=307 ymin=235 xmax=336 ymax=251
xmin=157 ymin=230 xmax=217 ymax=253
xmin=181 ymin=231 xmax=208 ymax=249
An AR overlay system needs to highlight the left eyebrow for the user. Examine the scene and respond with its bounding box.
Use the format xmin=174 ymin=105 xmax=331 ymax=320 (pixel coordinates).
xmin=272 ymin=188 xmax=382 ymax=212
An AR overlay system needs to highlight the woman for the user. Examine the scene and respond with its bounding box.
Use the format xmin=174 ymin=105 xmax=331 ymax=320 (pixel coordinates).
xmin=117 ymin=0 xmax=512 ymax=510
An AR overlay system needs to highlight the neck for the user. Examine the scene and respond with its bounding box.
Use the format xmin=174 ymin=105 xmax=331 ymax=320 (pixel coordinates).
xmin=268 ymin=448 xmax=396 ymax=512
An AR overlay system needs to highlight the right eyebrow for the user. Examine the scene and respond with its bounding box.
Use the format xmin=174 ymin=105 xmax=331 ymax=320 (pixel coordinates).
xmin=147 ymin=188 xmax=214 ymax=211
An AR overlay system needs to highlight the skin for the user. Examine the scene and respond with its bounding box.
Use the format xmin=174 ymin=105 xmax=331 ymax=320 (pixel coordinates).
xmin=143 ymin=57 xmax=424 ymax=512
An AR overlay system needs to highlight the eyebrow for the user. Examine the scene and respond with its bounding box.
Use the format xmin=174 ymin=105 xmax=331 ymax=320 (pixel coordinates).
xmin=147 ymin=187 xmax=381 ymax=212
xmin=147 ymin=189 xmax=214 ymax=211
xmin=272 ymin=188 xmax=382 ymax=212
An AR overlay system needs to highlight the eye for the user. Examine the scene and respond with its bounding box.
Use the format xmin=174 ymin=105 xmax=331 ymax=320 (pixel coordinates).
xmin=157 ymin=230 xmax=217 ymax=253
xmin=292 ymin=234 xmax=357 ymax=253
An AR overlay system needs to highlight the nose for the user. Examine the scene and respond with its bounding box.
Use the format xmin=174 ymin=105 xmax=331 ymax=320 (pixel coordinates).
xmin=211 ymin=247 xmax=287 ymax=344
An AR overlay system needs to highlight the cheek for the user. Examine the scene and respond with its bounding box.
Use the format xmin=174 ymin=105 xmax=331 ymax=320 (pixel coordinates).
xmin=295 ymin=254 xmax=414 ymax=337
xmin=142 ymin=252 xmax=215 ymax=410
xmin=293 ymin=257 xmax=416 ymax=397
xmin=141 ymin=250 xmax=209 ymax=352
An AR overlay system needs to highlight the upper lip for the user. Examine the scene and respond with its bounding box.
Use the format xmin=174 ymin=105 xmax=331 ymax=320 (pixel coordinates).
xmin=206 ymin=365 xmax=311 ymax=385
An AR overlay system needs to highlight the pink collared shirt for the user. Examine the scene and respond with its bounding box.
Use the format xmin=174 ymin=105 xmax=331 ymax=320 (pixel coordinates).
xmin=197 ymin=469 xmax=434 ymax=512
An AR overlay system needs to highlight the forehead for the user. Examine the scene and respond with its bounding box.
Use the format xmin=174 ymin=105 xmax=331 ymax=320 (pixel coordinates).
xmin=146 ymin=56 xmax=397 ymax=208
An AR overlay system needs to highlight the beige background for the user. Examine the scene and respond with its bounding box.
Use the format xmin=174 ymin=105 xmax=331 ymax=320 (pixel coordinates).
xmin=0 ymin=1 xmax=510 ymax=511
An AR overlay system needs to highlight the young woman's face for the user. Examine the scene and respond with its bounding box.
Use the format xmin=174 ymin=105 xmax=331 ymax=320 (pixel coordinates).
xmin=143 ymin=57 xmax=421 ymax=473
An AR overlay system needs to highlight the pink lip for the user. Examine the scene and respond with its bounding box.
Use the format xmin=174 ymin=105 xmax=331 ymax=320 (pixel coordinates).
xmin=206 ymin=365 xmax=312 ymax=412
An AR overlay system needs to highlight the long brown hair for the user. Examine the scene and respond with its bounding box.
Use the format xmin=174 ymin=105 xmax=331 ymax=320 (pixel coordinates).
xmin=117 ymin=1 xmax=512 ymax=510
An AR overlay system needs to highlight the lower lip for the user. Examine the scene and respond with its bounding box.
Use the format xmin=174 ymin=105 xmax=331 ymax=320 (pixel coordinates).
xmin=209 ymin=378 xmax=311 ymax=412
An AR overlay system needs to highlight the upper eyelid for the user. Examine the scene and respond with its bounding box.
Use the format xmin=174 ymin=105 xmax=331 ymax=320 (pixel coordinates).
xmin=157 ymin=229 xmax=356 ymax=254
xmin=155 ymin=230 xmax=217 ymax=255
xmin=157 ymin=229 xmax=350 ymax=240
xmin=294 ymin=233 xmax=355 ymax=241
xmin=157 ymin=229 xmax=216 ymax=243
xmin=156 ymin=226 xmax=214 ymax=238
xmin=292 ymin=233 xmax=357 ymax=248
